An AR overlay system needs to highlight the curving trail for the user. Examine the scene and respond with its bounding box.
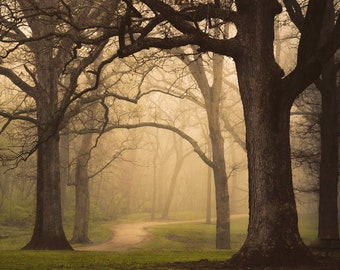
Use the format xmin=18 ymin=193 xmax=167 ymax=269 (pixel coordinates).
xmin=75 ymin=221 xmax=167 ymax=251
xmin=75 ymin=215 xmax=247 ymax=251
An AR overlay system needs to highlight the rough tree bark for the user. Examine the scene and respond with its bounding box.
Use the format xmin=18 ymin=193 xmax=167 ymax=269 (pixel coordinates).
xmin=317 ymin=0 xmax=339 ymax=242
xmin=23 ymin=120 xmax=71 ymax=250
xmin=230 ymin=76 xmax=312 ymax=265
xmin=317 ymin=59 xmax=339 ymax=241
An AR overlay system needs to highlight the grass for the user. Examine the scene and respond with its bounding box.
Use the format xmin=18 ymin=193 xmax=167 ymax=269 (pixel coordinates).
xmin=0 ymin=221 xmax=114 ymax=250
xmin=0 ymin=212 xmax=234 ymax=269
xmin=0 ymin=224 xmax=32 ymax=250
xmin=143 ymin=216 xmax=247 ymax=251
xmin=298 ymin=214 xmax=318 ymax=245
xmin=65 ymin=221 xmax=114 ymax=248
xmin=0 ymin=213 xmax=330 ymax=269
xmin=0 ymin=250 xmax=232 ymax=270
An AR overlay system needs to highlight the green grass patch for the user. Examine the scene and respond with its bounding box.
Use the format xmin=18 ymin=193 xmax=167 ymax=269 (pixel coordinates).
xmin=0 ymin=213 xmax=236 ymax=269
xmin=0 ymin=220 xmax=113 ymax=250
xmin=0 ymin=225 xmax=32 ymax=250
xmin=0 ymin=250 xmax=232 ymax=270
xmin=64 ymin=221 xmax=114 ymax=247
xmin=298 ymin=214 xmax=318 ymax=245
xmin=143 ymin=216 xmax=247 ymax=251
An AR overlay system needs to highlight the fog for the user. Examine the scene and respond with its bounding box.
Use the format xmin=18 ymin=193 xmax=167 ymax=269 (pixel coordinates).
xmin=0 ymin=69 xmax=321 ymax=226
xmin=0 ymin=3 xmax=334 ymax=254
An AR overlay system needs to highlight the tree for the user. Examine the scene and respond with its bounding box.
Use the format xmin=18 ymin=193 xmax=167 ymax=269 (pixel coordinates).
xmin=115 ymin=0 xmax=340 ymax=267
xmin=146 ymin=128 xmax=176 ymax=219
xmin=285 ymin=0 xmax=340 ymax=243
xmin=178 ymin=49 xmax=231 ymax=249
xmin=0 ymin=0 xmax=117 ymax=249
xmin=70 ymin=130 xmax=93 ymax=244
xmin=161 ymin=133 xmax=192 ymax=219
xmin=69 ymin=92 xmax=139 ymax=243
xmin=70 ymin=128 xmax=129 ymax=243
xmin=69 ymin=63 xmax=103 ymax=244
xmin=315 ymin=2 xmax=339 ymax=243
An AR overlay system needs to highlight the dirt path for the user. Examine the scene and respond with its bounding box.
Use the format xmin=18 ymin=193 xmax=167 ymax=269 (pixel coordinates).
xmin=76 ymin=221 xmax=169 ymax=251
xmin=76 ymin=215 xmax=247 ymax=251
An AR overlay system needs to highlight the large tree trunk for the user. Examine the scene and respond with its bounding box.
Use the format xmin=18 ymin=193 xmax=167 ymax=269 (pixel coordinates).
xmin=229 ymin=1 xmax=314 ymax=266
xmin=317 ymin=58 xmax=339 ymax=240
xmin=23 ymin=109 xmax=72 ymax=250
xmin=317 ymin=0 xmax=339 ymax=242
xmin=230 ymin=95 xmax=313 ymax=266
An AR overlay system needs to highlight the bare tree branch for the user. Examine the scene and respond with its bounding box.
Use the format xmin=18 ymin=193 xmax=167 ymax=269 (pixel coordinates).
xmin=89 ymin=148 xmax=131 ymax=179
xmin=0 ymin=109 xmax=36 ymax=125
xmin=0 ymin=67 xmax=37 ymax=98
xmin=282 ymin=2 xmax=340 ymax=104
xmin=77 ymin=122 xmax=214 ymax=169
xmin=283 ymin=0 xmax=304 ymax=30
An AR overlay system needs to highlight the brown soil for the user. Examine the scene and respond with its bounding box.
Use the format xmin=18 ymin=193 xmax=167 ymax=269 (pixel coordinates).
xmin=76 ymin=220 xmax=172 ymax=251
